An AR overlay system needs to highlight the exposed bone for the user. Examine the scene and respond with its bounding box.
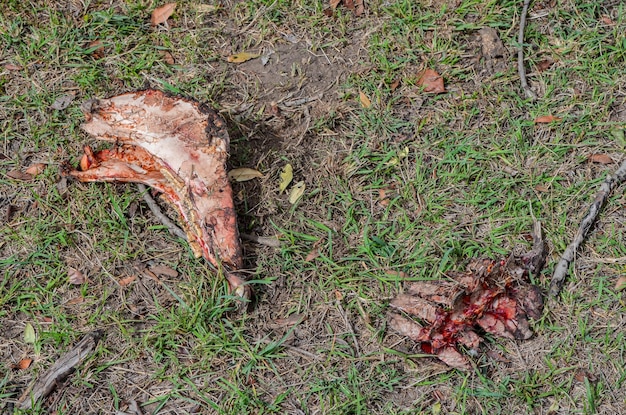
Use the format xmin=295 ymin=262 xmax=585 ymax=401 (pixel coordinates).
xmin=65 ymin=90 xmax=250 ymax=300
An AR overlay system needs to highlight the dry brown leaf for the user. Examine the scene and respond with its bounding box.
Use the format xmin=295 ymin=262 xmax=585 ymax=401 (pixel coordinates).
xmin=13 ymin=358 xmax=33 ymax=370
xmin=227 ymin=52 xmax=259 ymax=63
xmin=389 ymin=78 xmax=400 ymax=91
xmin=119 ymin=275 xmax=137 ymax=287
xmin=87 ymin=40 xmax=104 ymax=59
xmin=330 ymin=0 xmax=341 ymax=10
xmin=6 ymin=170 xmax=33 ymax=181
xmin=600 ymin=15 xmax=614 ymax=25
xmin=417 ymin=68 xmax=445 ymax=94
xmin=534 ymin=115 xmax=561 ymax=123
xmin=615 ymin=276 xmax=626 ymax=291
xmin=149 ymin=265 xmax=178 ymax=278
xmin=228 ymin=167 xmax=264 ymax=182
xmin=384 ymin=270 xmax=409 ymax=279
xmin=51 ymin=94 xmax=75 ymax=110
xmin=323 ymin=8 xmax=334 ymax=17
xmin=536 ymin=59 xmax=553 ymax=72
xmin=162 ymin=51 xmax=175 ymax=65
xmin=355 ymin=0 xmax=365 ymax=16
xmin=534 ymin=184 xmax=550 ymax=192
xmin=4 ymin=63 xmax=22 ymax=71
xmin=270 ymin=313 xmax=305 ymax=329
xmin=151 ymin=2 xmax=176 ymax=26
xmin=344 ymin=0 xmax=355 ymax=11
xmin=25 ymin=163 xmax=45 ymax=176
xmin=305 ymin=248 xmax=319 ymax=262
xmin=574 ymin=369 xmax=598 ymax=383
xmin=66 ymin=296 xmax=85 ymax=305
xmin=68 ymin=267 xmax=86 ymax=285
xmin=587 ymin=153 xmax=614 ymax=164
xmin=359 ymin=91 xmax=372 ymax=108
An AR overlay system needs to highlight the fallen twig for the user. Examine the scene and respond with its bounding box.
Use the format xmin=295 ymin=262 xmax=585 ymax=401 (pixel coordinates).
xmin=137 ymin=183 xmax=187 ymax=241
xmin=550 ymin=159 xmax=626 ymax=296
xmin=518 ymin=0 xmax=537 ymax=101
xmin=18 ymin=331 xmax=102 ymax=410
xmin=241 ymin=233 xmax=281 ymax=247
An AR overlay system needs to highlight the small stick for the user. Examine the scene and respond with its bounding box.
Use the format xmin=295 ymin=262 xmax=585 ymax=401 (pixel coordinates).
xmin=18 ymin=331 xmax=102 ymax=410
xmin=138 ymin=184 xmax=279 ymax=248
xmin=137 ymin=183 xmax=188 ymax=241
xmin=240 ymin=233 xmax=281 ymax=247
xmin=518 ymin=0 xmax=538 ymax=101
xmin=550 ymin=159 xmax=626 ymax=296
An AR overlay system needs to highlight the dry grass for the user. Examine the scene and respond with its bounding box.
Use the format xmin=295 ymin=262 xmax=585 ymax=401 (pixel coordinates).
xmin=2 ymin=0 xmax=626 ymax=414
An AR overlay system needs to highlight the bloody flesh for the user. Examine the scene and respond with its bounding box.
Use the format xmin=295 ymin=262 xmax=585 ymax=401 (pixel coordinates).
xmin=65 ymin=90 xmax=250 ymax=300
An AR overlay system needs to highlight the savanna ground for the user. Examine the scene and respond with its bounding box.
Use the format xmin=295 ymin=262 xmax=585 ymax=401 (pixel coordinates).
xmin=1 ymin=0 xmax=626 ymax=413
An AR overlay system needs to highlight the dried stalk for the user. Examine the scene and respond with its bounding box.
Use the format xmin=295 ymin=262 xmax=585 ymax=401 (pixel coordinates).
xmin=550 ymin=159 xmax=626 ymax=296
xmin=518 ymin=0 xmax=537 ymax=101
xmin=19 ymin=331 xmax=102 ymax=410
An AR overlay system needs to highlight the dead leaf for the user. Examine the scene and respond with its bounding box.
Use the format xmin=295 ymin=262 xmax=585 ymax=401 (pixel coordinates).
xmin=534 ymin=115 xmax=561 ymax=124
xmin=600 ymin=15 xmax=614 ymax=25
xmin=378 ymin=188 xmax=391 ymax=207
xmin=228 ymin=167 xmax=264 ymax=182
xmin=574 ymin=369 xmax=597 ymax=383
xmin=359 ymin=91 xmax=372 ymax=108
xmin=227 ymin=52 xmax=260 ymax=63
xmin=162 ymin=51 xmax=175 ymax=65
xmin=587 ymin=153 xmax=614 ymax=164
xmin=330 ymin=0 xmax=341 ymax=10
xmin=149 ymin=265 xmax=178 ymax=278
xmin=25 ymin=163 xmax=45 ymax=176
xmin=269 ymin=313 xmax=305 ymax=329
xmin=51 ymin=93 xmax=76 ymax=110
xmin=87 ymin=40 xmax=104 ymax=59
xmin=534 ymin=184 xmax=550 ymax=192
xmin=536 ymin=59 xmax=553 ymax=72
xmin=289 ymin=181 xmax=305 ymax=204
xmin=305 ymin=248 xmax=319 ymax=262
xmin=68 ymin=267 xmax=86 ymax=285
xmin=417 ymin=68 xmax=445 ymax=94
xmin=5 ymin=63 xmax=23 ymax=71
xmin=279 ymin=164 xmax=293 ymax=193
xmin=355 ymin=0 xmax=365 ymax=16
xmin=6 ymin=170 xmax=33 ymax=181
xmin=384 ymin=270 xmax=409 ymax=279
xmin=344 ymin=0 xmax=355 ymax=11
xmin=615 ymin=276 xmax=626 ymax=291
xmin=151 ymin=3 xmax=176 ymax=26
xmin=66 ymin=296 xmax=85 ymax=305
xmin=323 ymin=8 xmax=334 ymax=17
xmin=119 ymin=275 xmax=137 ymax=287
xmin=389 ymin=78 xmax=400 ymax=91
xmin=13 ymin=358 xmax=33 ymax=370
xmin=197 ymin=4 xmax=220 ymax=14
xmin=24 ymin=323 xmax=36 ymax=344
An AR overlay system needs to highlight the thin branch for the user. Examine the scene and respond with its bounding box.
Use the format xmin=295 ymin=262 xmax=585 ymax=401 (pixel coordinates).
xmin=137 ymin=183 xmax=188 ymax=241
xmin=518 ymin=0 xmax=538 ymax=101
xmin=138 ymin=184 xmax=280 ymax=248
xmin=19 ymin=331 xmax=102 ymax=410
xmin=550 ymin=159 xmax=626 ymax=296
xmin=240 ymin=233 xmax=281 ymax=247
